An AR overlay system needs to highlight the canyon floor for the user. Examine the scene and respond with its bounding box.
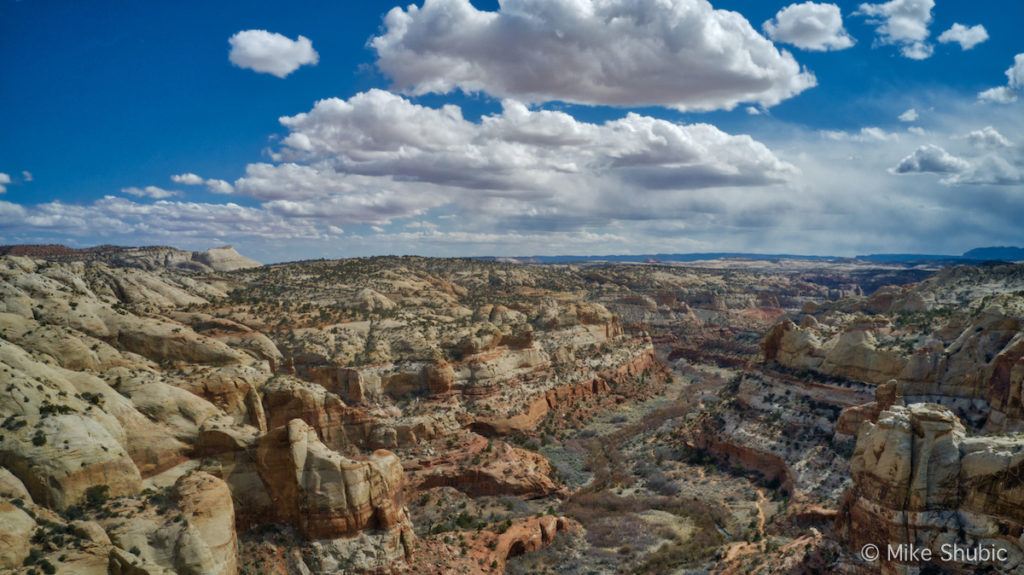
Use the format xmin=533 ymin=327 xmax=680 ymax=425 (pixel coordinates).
xmin=0 ymin=246 xmax=1022 ymax=574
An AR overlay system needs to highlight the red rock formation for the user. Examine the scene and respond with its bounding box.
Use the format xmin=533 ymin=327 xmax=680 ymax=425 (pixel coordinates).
xmin=261 ymin=376 xmax=374 ymax=451
xmin=255 ymin=420 xmax=410 ymax=540
xmin=472 ymin=345 xmax=664 ymax=435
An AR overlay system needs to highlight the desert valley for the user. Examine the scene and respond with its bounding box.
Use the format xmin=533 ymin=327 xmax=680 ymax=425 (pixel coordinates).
xmin=4 ymin=0 xmax=1024 ymax=573
xmin=0 ymin=245 xmax=1020 ymax=574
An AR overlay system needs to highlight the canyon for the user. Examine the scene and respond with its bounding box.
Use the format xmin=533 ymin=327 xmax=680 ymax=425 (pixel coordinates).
xmin=0 ymin=246 xmax=1021 ymax=573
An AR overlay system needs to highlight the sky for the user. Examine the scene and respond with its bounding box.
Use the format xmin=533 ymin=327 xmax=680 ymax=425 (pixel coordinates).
xmin=0 ymin=0 xmax=1022 ymax=262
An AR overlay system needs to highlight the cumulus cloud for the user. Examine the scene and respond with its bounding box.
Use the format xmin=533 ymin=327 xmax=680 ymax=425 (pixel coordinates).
xmin=121 ymin=186 xmax=180 ymax=199
xmin=228 ymin=30 xmax=319 ymax=78
xmin=886 ymin=112 xmax=1023 ymax=188
xmin=963 ymin=126 xmax=1013 ymax=148
xmin=268 ymin=89 xmax=794 ymax=203
xmin=171 ymin=172 xmax=234 ymax=194
xmin=21 ymin=171 xmax=32 ymax=183
xmin=979 ymin=87 xmax=1017 ymax=104
xmin=898 ymin=108 xmax=918 ymax=122
xmin=891 ymin=144 xmax=970 ymax=174
xmin=978 ymin=53 xmax=1024 ymax=104
xmin=937 ymin=23 xmax=988 ymax=50
xmin=1010 ymin=55 xmax=1024 ymax=88
xmin=763 ymin=2 xmax=855 ymax=52
xmin=204 ymin=179 xmax=234 ymax=194
xmin=371 ymin=0 xmax=816 ymax=112
xmin=0 ymin=173 xmax=10 ymax=194
xmin=855 ymin=0 xmax=934 ymax=60
xmin=171 ymin=173 xmax=204 ymax=185
xmin=182 ymin=89 xmax=798 ymax=236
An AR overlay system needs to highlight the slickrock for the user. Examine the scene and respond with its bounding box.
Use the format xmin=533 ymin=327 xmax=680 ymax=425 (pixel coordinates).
xmin=191 ymin=246 xmax=261 ymax=272
xmin=96 ymin=471 xmax=238 ymax=575
xmin=837 ymin=403 xmax=1024 ymax=573
xmin=0 ymin=413 xmax=142 ymax=511
xmin=0 ymin=500 xmax=35 ymax=570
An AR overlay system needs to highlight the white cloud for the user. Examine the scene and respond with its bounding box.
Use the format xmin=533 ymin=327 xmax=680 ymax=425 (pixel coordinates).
xmin=228 ymin=30 xmax=319 ymax=78
xmin=21 ymin=171 xmax=32 ymax=183
xmin=822 ymin=126 xmax=900 ymax=142
xmin=891 ymin=144 xmax=970 ymax=174
xmin=204 ymin=179 xmax=234 ymax=194
xmin=943 ymin=156 xmax=1023 ymax=186
xmin=962 ymin=126 xmax=1013 ymax=149
xmin=371 ymin=0 xmax=817 ymax=112
xmin=171 ymin=173 xmax=234 ymax=194
xmin=208 ymin=90 xmax=799 ymax=235
xmin=0 ymin=200 xmax=28 ymax=222
xmin=746 ymin=107 xmax=763 ymax=115
xmin=937 ymin=23 xmax=988 ymax=50
xmin=265 ymin=90 xmax=797 ymax=218
xmin=121 ymin=186 xmax=180 ymax=199
xmin=6 ymin=88 xmax=1022 ymax=259
xmin=763 ymin=2 xmax=855 ymax=52
xmin=855 ymin=0 xmax=934 ymax=60
xmin=3 ymin=196 xmax=322 ymax=241
xmin=898 ymin=108 xmax=918 ymax=122
xmin=0 ymin=173 xmax=10 ymax=194
xmin=171 ymin=173 xmax=204 ymax=185
xmin=1011 ymin=55 xmax=1024 ymax=89
xmin=978 ymin=53 xmax=1024 ymax=104
xmin=978 ymin=87 xmax=1017 ymax=104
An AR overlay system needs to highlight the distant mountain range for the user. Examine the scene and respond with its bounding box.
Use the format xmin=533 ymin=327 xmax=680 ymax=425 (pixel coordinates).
xmin=485 ymin=246 xmax=1024 ymax=265
xmin=1 ymin=243 xmax=1021 ymax=266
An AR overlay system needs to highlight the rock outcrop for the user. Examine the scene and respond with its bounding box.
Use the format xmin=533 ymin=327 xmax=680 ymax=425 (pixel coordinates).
xmin=837 ymin=404 xmax=1024 ymax=573
xmin=192 ymin=246 xmax=261 ymax=272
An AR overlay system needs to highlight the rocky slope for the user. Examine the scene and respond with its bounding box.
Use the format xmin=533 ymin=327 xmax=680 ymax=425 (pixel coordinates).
xmin=2 ymin=249 xmax=1021 ymax=574
xmin=764 ymin=264 xmax=1024 ymax=431
xmin=0 ymin=254 xmax=675 ymax=573
xmin=761 ymin=263 xmax=1024 ymax=573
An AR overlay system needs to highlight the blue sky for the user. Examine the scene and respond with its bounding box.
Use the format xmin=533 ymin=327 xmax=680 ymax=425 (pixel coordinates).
xmin=1 ymin=0 xmax=1022 ymax=261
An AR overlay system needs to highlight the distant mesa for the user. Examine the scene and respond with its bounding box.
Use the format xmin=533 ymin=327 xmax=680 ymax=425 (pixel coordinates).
xmin=0 ymin=243 xmax=261 ymax=272
xmin=961 ymin=246 xmax=1024 ymax=261
xmin=487 ymin=246 xmax=1024 ymax=266
xmin=859 ymin=245 xmax=1024 ymax=264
